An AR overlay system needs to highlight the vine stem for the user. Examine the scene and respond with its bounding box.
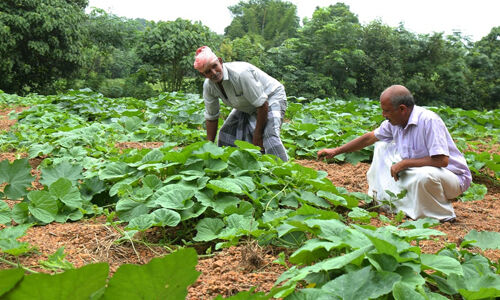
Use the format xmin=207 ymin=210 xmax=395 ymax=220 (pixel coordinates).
xmin=107 ymin=223 xmax=141 ymax=261
xmin=264 ymin=182 xmax=289 ymax=211
xmin=0 ymin=256 xmax=38 ymax=273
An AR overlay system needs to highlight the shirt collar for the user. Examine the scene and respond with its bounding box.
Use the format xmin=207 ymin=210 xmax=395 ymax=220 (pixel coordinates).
xmin=222 ymin=63 xmax=229 ymax=81
xmin=404 ymin=105 xmax=419 ymax=129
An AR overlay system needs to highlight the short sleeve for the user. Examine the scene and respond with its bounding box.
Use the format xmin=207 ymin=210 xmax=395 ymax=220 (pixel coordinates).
xmin=424 ymin=117 xmax=450 ymax=157
xmin=374 ymin=120 xmax=394 ymax=142
xmin=203 ymin=81 xmax=220 ymax=120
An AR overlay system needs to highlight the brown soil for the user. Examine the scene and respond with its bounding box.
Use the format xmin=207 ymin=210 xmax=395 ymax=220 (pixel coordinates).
xmin=0 ymin=107 xmax=499 ymax=299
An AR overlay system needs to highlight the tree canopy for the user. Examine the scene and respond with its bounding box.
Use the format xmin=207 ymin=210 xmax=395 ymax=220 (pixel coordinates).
xmin=0 ymin=0 xmax=88 ymax=93
xmin=0 ymin=0 xmax=498 ymax=109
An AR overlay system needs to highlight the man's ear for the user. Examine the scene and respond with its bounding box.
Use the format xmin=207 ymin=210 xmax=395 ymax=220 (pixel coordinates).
xmin=218 ymin=57 xmax=223 ymax=64
xmin=399 ymin=104 xmax=407 ymax=112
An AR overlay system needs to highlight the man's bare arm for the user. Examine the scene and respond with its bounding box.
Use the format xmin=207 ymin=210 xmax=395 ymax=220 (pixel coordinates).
xmin=317 ymin=131 xmax=378 ymax=159
xmin=391 ymin=155 xmax=449 ymax=181
xmin=206 ymin=119 xmax=218 ymax=142
xmin=253 ymin=102 xmax=268 ymax=150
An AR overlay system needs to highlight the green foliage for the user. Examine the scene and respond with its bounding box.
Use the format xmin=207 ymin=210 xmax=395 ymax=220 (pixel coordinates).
xmin=0 ymin=159 xmax=34 ymax=200
xmin=39 ymin=247 xmax=75 ymax=272
xmin=459 ymin=182 xmax=488 ymax=201
xmin=225 ymin=0 xmax=299 ymax=49
xmin=272 ymin=224 xmax=499 ymax=299
xmin=0 ymin=224 xmax=33 ymax=256
xmin=101 ymin=248 xmax=199 ymax=299
xmin=463 ymin=230 xmax=500 ymax=250
xmin=0 ymin=91 xmax=498 ymax=298
xmin=0 ymin=248 xmax=199 ymax=299
xmin=0 ymin=0 xmax=87 ymax=94
xmin=137 ymin=19 xmax=217 ymax=92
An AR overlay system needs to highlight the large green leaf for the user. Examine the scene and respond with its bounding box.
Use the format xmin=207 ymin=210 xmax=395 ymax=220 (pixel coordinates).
xmin=392 ymin=281 xmax=425 ymax=300
xmin=2 ymin=263 xmax=108 ymax=300
xmin=445 ymin=254 xmax=500 ymax=299
xmin=102 ymin=248 xmax=199 ymax=300
xmin=228 ymin=150 xmax=261 ymax=175
xmin=49 ymin=178 xmax=83 ymax=209
xmin=142 ymin=174 xmax=163 ymax=190
xmin=98 ymin=162 xmax=137 ymax=181
xmin=289 ymin=239 xmax=340 ymax=264
xmin=0 ymin=159 xmax=34 ymax=200
xmin=192 ymin=141 xmax=225 ymax=159
xmin=420 ymin=254 xmax=463 ymax=276
xmin=40 ymin=160 xmax=83 ymax=186
xmin=116 ymin=198 xmax=150 ymax=222
xmin=0 ymin=224 xmax=32 ymax=256
xmin=150 ymin=208 xmax=181 ymax=227
xmin=298 ymin=190 xmax=331 ymax=208
xmin=395 ymin=266 xmax=425 ymax=288
xmin=316 ymin=190 xmax=348 ymax=207
xmin=210 ymin=195 xmax=241 ymax=214
xmin=204 ymin=158 xmax=228 ymax=172
xmin=28 ymin=143 xmax=54 ymax=159
xmin=11 ymin=202 xmax=29 ymax=224
xmin=193 ymin=218 xmax=225 ymax=242
xmin=126 ymin=214 xmax=155 ymax=231
xmin=0 ymin=268 xmax=24 ymax=297
xmin=220 ymin=214 xmax=259 ymax=238
xmin=0 ymin=201 xmax=11 ymax=224
xmin=276 ymin=245 xmax=372 ymax=291
xmin=463 ymin=230 xmax=500 ymax=250
xmin=27 ymin=190 xmax=58 ymax=224
xmin=399 ymin=218 xmax=440 ymax=229
xmin=321 ymin=266 xmax=401 ymax=300
xmin=207 ymin=178 xmax=243 ymax=194
xmin=151 ymin=184 xmax=195 ymax=209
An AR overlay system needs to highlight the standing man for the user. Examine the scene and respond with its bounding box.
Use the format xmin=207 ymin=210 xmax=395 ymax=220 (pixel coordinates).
xmin=318 ymin=85 xmax=471 ymax=222
xmin=193 ymin=46 xmax=288 ymax=162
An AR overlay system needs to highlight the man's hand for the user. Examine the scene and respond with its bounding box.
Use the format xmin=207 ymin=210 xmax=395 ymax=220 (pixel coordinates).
xmin=317 ymin=148 xmax=340 ymax=159
xmin=253 ymin=133 xmax=264 ymax=153
xmin=390 ymin=161 xmax=407 ymax=181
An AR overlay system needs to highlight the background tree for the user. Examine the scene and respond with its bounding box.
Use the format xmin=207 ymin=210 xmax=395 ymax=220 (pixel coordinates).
xmin=468 ymin=26 xmax=500 ymax=109
xmin=80 ymin=9 xmax=148 ymax=97
xmin=225 ymin=0 xmax=299 ymax=49
xmin=0 ymin=0 xmax=88 ymax=94
xmin=358 ymin=20 xmax=404 ymax=97
xmin=400 ymin=32 xmax=474 ymax=108
xmin=293 ymin=3 xmax=365 ymax=98
xmin=137 ymin=19 xmax=218 ymax=92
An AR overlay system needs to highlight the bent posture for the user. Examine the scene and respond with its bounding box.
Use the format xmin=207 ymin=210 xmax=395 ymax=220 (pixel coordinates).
xmin=193 ymin=46 xmax=288 ymax=161
xmin=318 ymin=85 xmax=471 ymax=221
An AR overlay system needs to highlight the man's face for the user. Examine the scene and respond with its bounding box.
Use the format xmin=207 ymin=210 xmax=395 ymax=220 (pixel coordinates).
xmin=380 ymin=96 xmax=405 ymax=126
xmin=199 ymin=58 xmax=223 ymax=83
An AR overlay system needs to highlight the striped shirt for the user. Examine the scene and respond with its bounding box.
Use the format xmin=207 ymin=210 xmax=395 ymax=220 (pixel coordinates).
xmin=374 ymin=105 xmax=472 ymax=192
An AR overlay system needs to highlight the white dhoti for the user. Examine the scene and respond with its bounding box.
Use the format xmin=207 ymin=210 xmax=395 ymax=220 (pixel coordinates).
xmin=367 ymin=142 xmax=462 ymax=221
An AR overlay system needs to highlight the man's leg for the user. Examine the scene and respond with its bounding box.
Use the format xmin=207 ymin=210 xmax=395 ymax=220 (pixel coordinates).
xmin=262 ymin=88 xmax=288 ymax=162
xmin=398 ymin=167 xmax=461 ymax=221
xmin=367 ymin=142 xmax=460 ymax=221
xmin=218 ymin=109 xmax=247 ymax=147
xmin=367 ymin=141 xmax=403 ymax=209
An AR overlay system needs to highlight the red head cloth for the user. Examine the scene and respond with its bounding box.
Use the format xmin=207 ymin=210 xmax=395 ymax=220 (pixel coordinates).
xmin=193 ymin=46 xmax=218 ymax=71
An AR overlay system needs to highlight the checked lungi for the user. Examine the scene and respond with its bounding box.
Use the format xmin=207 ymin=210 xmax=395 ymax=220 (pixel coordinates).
xmin=217 ymin=87 xmax=288 ymax=162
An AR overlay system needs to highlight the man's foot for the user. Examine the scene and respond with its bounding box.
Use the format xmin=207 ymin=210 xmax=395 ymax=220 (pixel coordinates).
xmin=439 ymin=217 xmax=456 ymax=224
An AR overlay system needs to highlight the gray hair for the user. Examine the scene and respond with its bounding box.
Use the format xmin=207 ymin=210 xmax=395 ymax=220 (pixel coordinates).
xmin=382 ymin=85 xmax=415 ymax=108
xmin=390 ymin=93 xmax=415 ymax=108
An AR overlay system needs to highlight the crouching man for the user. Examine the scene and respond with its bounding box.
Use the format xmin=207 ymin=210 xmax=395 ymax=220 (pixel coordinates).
xmin=318 ymin=85 xmax=471 ymax=222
